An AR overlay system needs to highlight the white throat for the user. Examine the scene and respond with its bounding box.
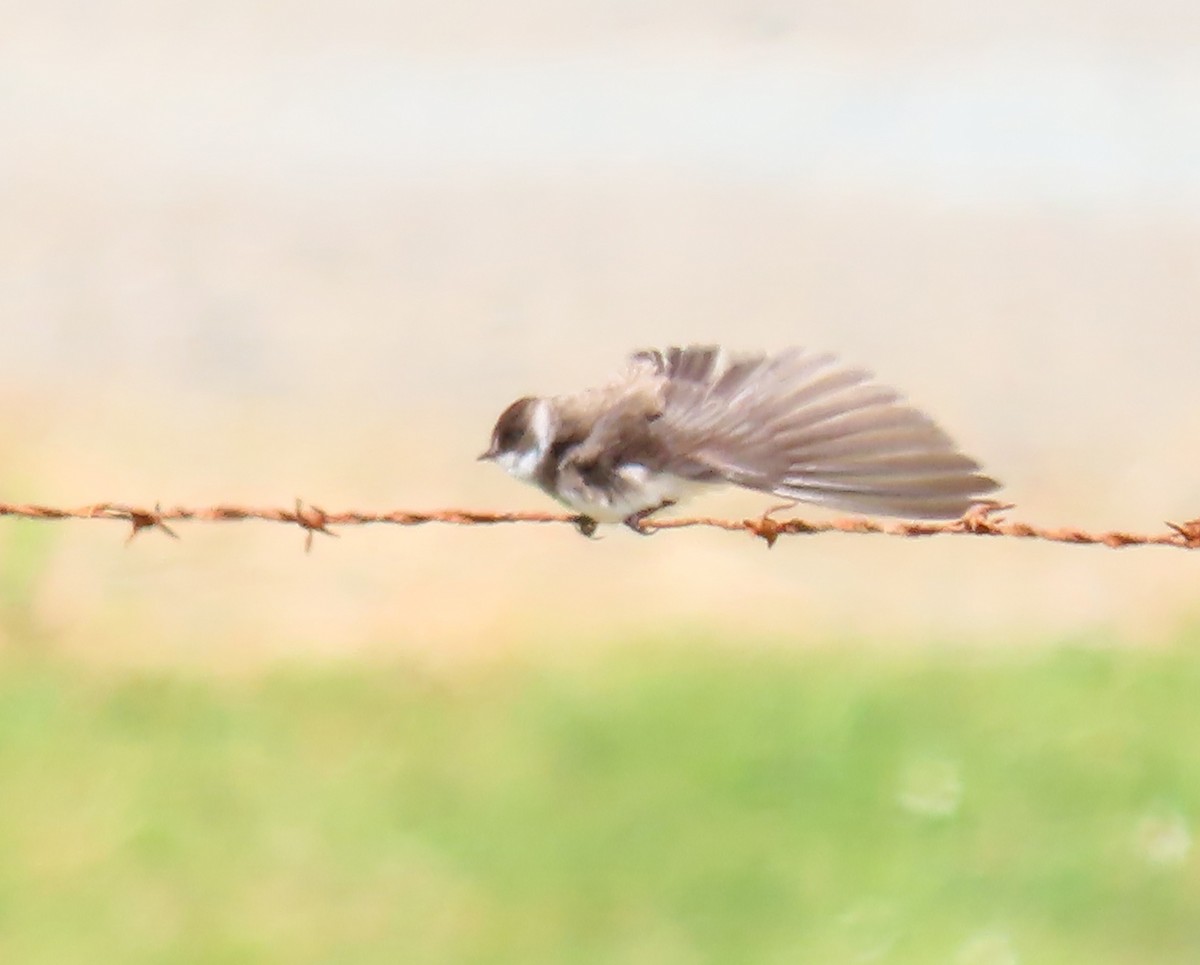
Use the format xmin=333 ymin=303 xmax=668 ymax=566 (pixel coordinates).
xmin=497 ymin=447 xmax=542 ymax=482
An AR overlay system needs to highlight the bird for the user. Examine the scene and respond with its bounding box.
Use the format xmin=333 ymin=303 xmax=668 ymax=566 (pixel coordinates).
xmin=479 ymin=345 xmax=999 ymax=535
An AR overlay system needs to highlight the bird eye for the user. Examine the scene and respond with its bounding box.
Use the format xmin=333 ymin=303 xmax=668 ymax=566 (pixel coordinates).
xmin=491 ymin=396 xmax=536 ymax=453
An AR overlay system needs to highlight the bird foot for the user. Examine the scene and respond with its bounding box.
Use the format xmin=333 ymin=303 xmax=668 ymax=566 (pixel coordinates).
xmin=758 ymin=499 xmax=798 ymax=524
xmin=622 ymin=500 xmax=676 ymax=536
xmin=574 ymin=515 xmax=600 ymax=538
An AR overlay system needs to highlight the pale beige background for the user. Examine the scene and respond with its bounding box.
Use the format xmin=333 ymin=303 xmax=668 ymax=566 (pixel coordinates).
xmin=2 ymin=1 xmax=1198 ymax=662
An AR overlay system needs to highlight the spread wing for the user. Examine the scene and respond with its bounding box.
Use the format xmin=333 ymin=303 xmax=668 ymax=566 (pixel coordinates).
xmin=633 ymin=345 xmax=1000 ymax=519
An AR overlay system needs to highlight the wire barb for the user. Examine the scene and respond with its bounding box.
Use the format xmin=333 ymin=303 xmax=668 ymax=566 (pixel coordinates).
xmin=1166 ymin=518 xmax=1200 ymax=549
xmin=292 ymin=499 xmax=337 ymax=553
xmin=120 ymin=503 xmax=180 ymax=545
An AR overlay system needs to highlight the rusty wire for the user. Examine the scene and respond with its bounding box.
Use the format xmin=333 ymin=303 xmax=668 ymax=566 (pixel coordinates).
xmin=0 ymin=499 xmax=1197 ymax=552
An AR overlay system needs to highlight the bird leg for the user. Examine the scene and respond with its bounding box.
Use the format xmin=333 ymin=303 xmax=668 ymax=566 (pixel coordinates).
xmin=574 ymin=515 xmax=600 ymax=538
xmin=622 ymin=500 xmax=676 ymax=536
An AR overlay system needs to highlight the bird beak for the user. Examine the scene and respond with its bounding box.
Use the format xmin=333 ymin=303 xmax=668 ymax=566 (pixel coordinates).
xmin=477 ymin=447 xmax=497 ymax=462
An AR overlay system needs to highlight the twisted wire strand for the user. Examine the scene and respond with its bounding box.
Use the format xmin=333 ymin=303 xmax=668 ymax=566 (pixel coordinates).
xmin=0 ymin=500 xmax=1197 ymax=552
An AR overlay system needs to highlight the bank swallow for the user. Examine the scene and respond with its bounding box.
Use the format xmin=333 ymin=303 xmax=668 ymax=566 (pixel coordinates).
xmin=480 ymin=346 xmax=999 ymax=534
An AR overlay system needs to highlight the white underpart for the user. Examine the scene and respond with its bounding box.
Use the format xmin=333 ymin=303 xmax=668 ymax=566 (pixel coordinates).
xmin=562 ymin=462 xmax=712 ymax=523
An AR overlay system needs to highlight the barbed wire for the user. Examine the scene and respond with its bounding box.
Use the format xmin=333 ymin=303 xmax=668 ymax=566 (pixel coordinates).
xmin=0 ymin=500 xmax=1197 ymax=552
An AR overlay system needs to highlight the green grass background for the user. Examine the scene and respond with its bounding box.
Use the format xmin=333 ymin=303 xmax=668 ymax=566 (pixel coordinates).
xmin=1 ymin=637 xmax=1199 ymax=963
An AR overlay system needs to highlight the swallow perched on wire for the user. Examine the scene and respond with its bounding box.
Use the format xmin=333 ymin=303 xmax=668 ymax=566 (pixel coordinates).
xmin=480 ymin=345 xmax=999 ymax=535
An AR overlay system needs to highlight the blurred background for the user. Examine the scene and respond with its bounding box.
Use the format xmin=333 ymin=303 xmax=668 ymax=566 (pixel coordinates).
xmin=2 ymin=0 xmax=1199 ymax=659
xmin=2 ymin=2 xmax=1200 ymax=960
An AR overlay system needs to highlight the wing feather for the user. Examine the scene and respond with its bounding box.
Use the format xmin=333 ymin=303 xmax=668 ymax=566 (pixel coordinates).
xmin=641 ymin=345 xmax=999 ymax=519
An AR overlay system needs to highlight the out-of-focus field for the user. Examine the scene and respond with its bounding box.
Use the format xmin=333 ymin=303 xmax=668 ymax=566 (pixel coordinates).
xmin=2 ymin=638 xmax=1199 ymax=962
xmin=3 ymin=2 xmax=1200 ymax=657
xmin=4 ymin=5 xmax=1200 ymax=958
